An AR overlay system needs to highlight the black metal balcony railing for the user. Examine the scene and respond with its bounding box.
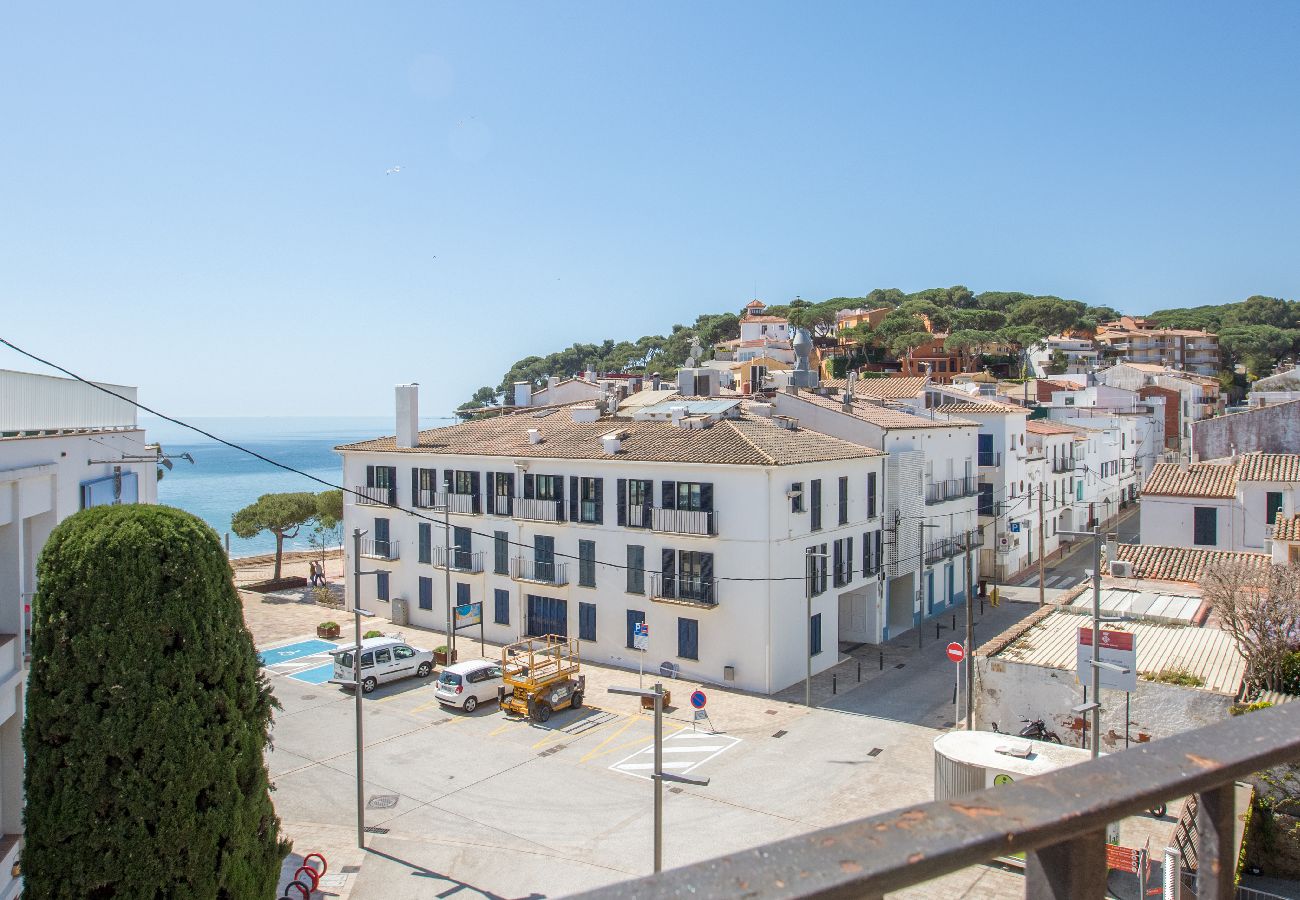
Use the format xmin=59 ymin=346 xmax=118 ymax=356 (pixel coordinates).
xmin=572 ymin=702 xmax=1300 ymax=900
xmin=651 ymin=507 xmax=716 ymax=536
xmin=354 ymin=485 xmax=393 ymax=506
xmin=650 ymin=572 xmax=718 ymax=607
xmin=925 ymin=477 xmax=980 ymax=505
xmin=977 ymin=451 xmax=1002 ymax=468
xmin=514 ymin=497 xmax=563 ymax=523
xmin=431 ymin=547 xmax=484 ymax=573
xmin=359 ymin=538 xmax=399 ymax=560
xmin=1052 ymin=457 xmax=1076 ymax=473
xmin=511 ymin=556 xmax=569 ymax=586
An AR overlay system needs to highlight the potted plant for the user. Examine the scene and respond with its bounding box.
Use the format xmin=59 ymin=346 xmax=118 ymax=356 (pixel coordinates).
xmin=363 ymin=630 xmax=384 ymax=639
xmin=317 ymin=621 xmax=341 ymax=639
xmin=434 ymin=645 xmax=457 ymax=666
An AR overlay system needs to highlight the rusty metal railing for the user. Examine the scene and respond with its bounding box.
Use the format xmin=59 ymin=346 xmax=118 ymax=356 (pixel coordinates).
xmin=570 ymin=702 xmax=1300 ymax=900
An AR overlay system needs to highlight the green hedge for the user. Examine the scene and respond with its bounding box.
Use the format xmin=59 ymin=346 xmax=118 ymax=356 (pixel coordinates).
xmin=23 ymin=505 xmax=288 ymax=897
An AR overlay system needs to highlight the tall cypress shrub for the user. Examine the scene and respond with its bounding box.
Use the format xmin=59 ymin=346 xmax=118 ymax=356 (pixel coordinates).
xmin=23 ymin=505 xmax=288 ymax=898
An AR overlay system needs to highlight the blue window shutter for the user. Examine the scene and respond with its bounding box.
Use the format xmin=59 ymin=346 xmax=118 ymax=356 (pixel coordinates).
xmin=593 ymin=478 xmax=604 ymax=524
xmin=678 ymin=618 xmax=698 ymax=660
xmin=662 ymin=481 xmax=677 ymax=509
xmin=456 ymin=583 xmax=470 ymax=605
xmin=418 ymin=576 xmax=431 ymax=609
xmin=494 ymin=588 xmax=510 ymax=625
xmin=377 ymin=571 xmax=390 ymax=602
xmin=617 ymin=479 xmax=627 ymax=526
xmin=569 ymin=476 xmax=579 ymax=522
xmin=524 ymin=474 xmax=535 ymax=499
xmin=811 ymin=613 xmax=822 ymax=655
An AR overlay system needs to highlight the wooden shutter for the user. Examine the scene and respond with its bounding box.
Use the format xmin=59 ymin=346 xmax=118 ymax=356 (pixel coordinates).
xmin=505 ymin=472 xmax=515 ymax=515
xmin=524 ymin=473 xmax=535 ymax=499
xmin=700 ymin=482 xmax=713 ymax=512
xmin=617 ymin=479 xmax=627 ymax=526
xmin=470 ymin=471 xmax=481 ymax=513
xmin=847 ymin=536 xmax=854 ymax=579
xmin=593 ymin=478 xmax=604 ymax=524
xmin=700 ymin=552 xmax=714 ymax=603
xmin=554 ymin=475 xmax=565 ymax=521
xmin=661 ymin=548 xmax=676 ymax=598
xmin=411 ymin=467 xmax=419 ymax=506
xmin=569 ymin=476 xmax=579 ymax=523
xmin=365 ymin=465 xmax=375 ymax=488
xmin=662 ymin=481 xmax=677 ymax=509
xmin=443 ymin=469 xmax=452 ymax=493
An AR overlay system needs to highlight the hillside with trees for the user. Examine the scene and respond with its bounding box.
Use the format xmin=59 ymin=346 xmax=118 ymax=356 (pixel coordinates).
xmin=457 ymin=287 xmax=1295 ymax=414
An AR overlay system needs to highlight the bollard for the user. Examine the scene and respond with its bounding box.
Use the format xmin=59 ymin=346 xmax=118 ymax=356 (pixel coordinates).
xmin=952 ymin=614 xmax=956 ymax=631
xmin=936 ymin=622 xmax=940 ymax=640
xmin=879 ymin=651 xmax=883 ymax=671
xmin=980 ymin=598 xmax=984 ymax=615
xmin=857 ymin=660 xmax=861 ymax=682
xmin=833 ymin=674 xmax=837 ymax=695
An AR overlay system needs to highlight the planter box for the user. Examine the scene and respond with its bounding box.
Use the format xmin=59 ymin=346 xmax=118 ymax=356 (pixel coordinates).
xmin=434 ymin=649 xmax=458 ymax=666
xmin=317 ymin=625 xmax=341 ymax=639
xmin=246 ymin=575 xmax=309 ymax=594
xmin=641 ymin=691 xmax=671 ymax=710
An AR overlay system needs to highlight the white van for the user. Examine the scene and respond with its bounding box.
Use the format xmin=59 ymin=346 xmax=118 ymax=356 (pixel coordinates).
xmin=434 ymin=659 xmax=503 ymax=712
xmin=331 ymin=636 xmax=434 ymax=693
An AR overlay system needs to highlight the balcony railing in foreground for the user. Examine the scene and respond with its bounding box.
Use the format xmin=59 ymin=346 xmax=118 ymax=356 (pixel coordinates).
xmin=570 ymin=702 xmax=1300 ymax=900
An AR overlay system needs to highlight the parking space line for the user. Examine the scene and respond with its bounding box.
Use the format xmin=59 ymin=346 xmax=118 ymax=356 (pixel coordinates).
xmin=490 ymin=720 xmax=519 ymax=737
xmin=582 ymin=722 xmax=685 ymax=765
xmin=577 ymin=716 xmax=642 ymax=763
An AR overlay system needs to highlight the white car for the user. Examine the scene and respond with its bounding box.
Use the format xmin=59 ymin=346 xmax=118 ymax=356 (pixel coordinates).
xmin=434 ymin=659 xmax=503 ymax=712
xmin=331 ymin=636 xmax=434 ymax=693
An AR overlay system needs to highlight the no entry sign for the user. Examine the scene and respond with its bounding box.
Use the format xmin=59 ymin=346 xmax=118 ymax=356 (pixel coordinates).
xmin=946 ymin=642 xmax=965 ymax=663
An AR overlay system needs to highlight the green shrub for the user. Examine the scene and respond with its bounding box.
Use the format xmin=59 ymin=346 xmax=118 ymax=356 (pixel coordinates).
xmin=364 ymin=630 xmax=384 ymax=639
xmin=1232 ymin=700 xmax=1275 ymax=716
xmin=1141 ymin=668 xmax=1205 ymax=687
xmin=320 ymin=621 xmax=340 ymax=630
xmin=24 ymin=505 xmax=288 ymax=898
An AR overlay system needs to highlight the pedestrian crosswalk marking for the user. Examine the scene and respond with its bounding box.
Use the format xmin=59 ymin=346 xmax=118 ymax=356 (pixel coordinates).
xmin=609 ymin=730 xmax=741 ymax=780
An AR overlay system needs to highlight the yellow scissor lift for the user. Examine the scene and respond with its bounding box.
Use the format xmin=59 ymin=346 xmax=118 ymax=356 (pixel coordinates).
xmin=498 ymin=634 xmax=585 ymax=723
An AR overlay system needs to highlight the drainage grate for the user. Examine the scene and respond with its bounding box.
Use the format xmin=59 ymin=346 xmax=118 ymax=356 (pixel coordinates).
xmin=894 ymin=663 xmax=906 ymax=669
xmin=538 ymin=743 xmax=568 ymax=757
xmin=363 ymin=826 xmax=390 ymax=834
xmin=366 ymin=794 xmax=399 ymax=810
xmin=867 ymin=747 xmax=883 ymax=757
xmin=772 ymin=730 xmax=787 ymax=738
xmin=341 ymin=865 xmax=362 ymax=874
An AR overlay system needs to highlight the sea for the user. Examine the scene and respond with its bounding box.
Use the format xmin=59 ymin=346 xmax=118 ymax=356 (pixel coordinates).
xmin=146 ymin=416 xmax=439 ymax=558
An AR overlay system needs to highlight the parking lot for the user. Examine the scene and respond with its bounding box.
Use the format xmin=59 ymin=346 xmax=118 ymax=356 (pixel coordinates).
xmin=264 ymin=629 xmax=1028 ymax=899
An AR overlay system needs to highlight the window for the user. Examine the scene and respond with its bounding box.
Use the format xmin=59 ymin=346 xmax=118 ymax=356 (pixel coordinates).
xmin=807 ymin=544 xmax=828 ymax=596
xmin=978 ymin=484 xmax=994 ymax=516
xmin=417 ymin=575 xmax=431 ymax=610
xmin=810 ymin=613 xmax=823 ymax=656
xmin=415 ymin=467 xmax=437 ymax=504
xmin=833 ymin=537 xmax=854 ymax=587
xmin=577 ymin=477 xmax=604 ymax=523
xmin=494 ymin=588 xmax=510 ymax=625
xmin=534 ymin=475 xmax=559 ymax=500
xmin=838 ymin=476 xmax=849 ymax=526
xmin=494 ymin=531 xmax=509 ymax=575
xmin=375 ymin=648 xmax=392 ymax=665
xmin=866 ymin=473 xmax=877 ymax=518
xmin=579 ymin=602 xmax=597 ymax=641
xmin=626 ymin=609 xmax=646 ymax=649
xmin=418 ymin=523 xmax=431 ymax=564
xmin=810 ymin=480 xmax=822 ymax=531
xmin=627 ymin=545 xmax=645 ymax=594
xmin=394 ymin=645 xmax=415 ymax=660
xmin=456 ymin=583 xmax=470 ymax=606
xmin=453 ymin=526 xmax=472 ymax=569
xmin=1266 ymin=492 xmax=1284 ymax=525
xmin=978 ymin=434 xmax=995 ymax=467
xmin=1194 ymin=506 xmax=1217 ymax=546
xmin=366 ymin=465 xmax=396 ymax=490
xmin=534 ymin=535 xmax=556 ymax=581
xmin=453 ymin=470 xmax=475 ymax=494
xmin=1076 ymin=479 xmax=1084 ymax=502
xmin=677 ymin=618 xmax=699 ymax=660
xmin=622 ymin=479 xmax=653 ymax=527
xmin=675 ymin=482 xmax=710 ymax=511
xmin=579 ymin=540 xmax=597 ymax=587
xmin=360 ymin=652 xmax=374 ymax=669
xmin=791 ymin=482 xmax=804 ymax=513
xmin=677 ymin=550 xmax=714 ymax=603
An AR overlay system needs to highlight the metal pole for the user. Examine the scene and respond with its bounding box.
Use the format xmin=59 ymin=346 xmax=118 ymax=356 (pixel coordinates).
xmin=1126 ymin=692 xmax=1131 ymax=748
xmin=351 ymin=528 xmax=366 ymax=849
xmin=1091 ymin=527 xmax=1101 ymax=758
xmin=964 ymin=529 xmax=974 ymax=731
xmin=653 ymin=681 xmax=664 ymax=873
xmin=1038 ymin=483 xmax=1046 ymax=607
xmin=805 ymin=547 xmax=813 ymax=708
xmin=444 ymin=502 xmax=454 ymax=661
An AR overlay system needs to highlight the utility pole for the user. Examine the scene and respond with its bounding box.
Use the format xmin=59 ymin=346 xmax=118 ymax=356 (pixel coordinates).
xmin=804 ymin=547 xmax=829 ymax=707
xmin=964 ymin=528 xmax=974 ymax=731
xmin=608 ymin=682 xmax=709 ymax=872
xmin=1059 ymin=526 xmax=1106 ymax=759
xmin=1038 ymin=483 xmax=1046 ymax=607
xmin=443 ymin=499 xmax=454 ymax=660
xmin=338 ymin=528 xmax=379 ymax=848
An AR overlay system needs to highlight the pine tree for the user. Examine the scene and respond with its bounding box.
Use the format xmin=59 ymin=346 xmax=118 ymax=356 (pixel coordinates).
xmin=23 ymin=505 xmax=288 ymax=898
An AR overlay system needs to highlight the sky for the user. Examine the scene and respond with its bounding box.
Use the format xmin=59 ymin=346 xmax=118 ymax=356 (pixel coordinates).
xmin=2 ymin=3 xmax=1298 ymax=418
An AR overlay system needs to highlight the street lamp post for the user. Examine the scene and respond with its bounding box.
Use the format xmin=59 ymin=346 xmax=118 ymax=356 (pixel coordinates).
xmin=332 ymin=528 xmax=380 ymax=848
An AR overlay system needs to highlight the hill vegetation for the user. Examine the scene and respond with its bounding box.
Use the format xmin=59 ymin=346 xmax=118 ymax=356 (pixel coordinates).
xmin=457 ymin=287 xmax=1295 ymax=414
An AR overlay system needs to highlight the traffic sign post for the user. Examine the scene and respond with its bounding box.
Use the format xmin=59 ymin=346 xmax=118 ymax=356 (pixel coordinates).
xmin=633 ymin=622 xmax=649 ymax=686
xmin=946 ymin=642 xmax=965 ymax=663
xmin=947 ymin=642 xmax=965 ymax=729
xmin=690 ymin=690 xmax=707 ymax=709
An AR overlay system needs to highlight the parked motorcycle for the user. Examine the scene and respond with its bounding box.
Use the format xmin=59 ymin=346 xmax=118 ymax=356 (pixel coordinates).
xmin=991 ymin=718 xmax=1063 ymax=743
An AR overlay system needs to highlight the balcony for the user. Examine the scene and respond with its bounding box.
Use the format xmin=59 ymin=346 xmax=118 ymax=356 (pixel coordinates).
xmin=435 ymin=491 xmax=478 ymax=514
xmin=572 ymin=702 xmax=1300 ymax=900
xmin=489 ymin=495 xmax=513 ymax=517
xmin=511 ymin=556 xmax=569 ymax=586
xmin=431 ymin=547 xmax=484 ymax=573
xmin=1051 ymin=457 xmax=1076 ymax=473
xmin=977 ymin=451 xmax=1002 ymax=468
xmin=627 ymin=505 xmax=718 ymax=536
xmin=514 ymin=497 xmax=563 ymax=523
xmin=924 ymin=477 xmax=979 ymax=505
xmin=359 ymin=538 xmax=399 ymax=560
xmin=354 ymin=485 xmax=394 ymax=507
xmin=649 ymin=572 xmax=718 ymax=608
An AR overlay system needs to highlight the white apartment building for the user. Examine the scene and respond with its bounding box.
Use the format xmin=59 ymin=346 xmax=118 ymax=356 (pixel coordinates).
xmin=1042 ymin=383 xmax=1164 ymax=486
xmin=0 ymin=369 xmax=158 ymax=899
xmin=1140 ymin=453 xmax=1300 ymax=553
xmin=771 ymin=385 xmax=981 ymax=641
xmin=338 ymin=385 xmax=886 ymax=695
xmin=1030 ymin=335 xmax=1100 ymax=377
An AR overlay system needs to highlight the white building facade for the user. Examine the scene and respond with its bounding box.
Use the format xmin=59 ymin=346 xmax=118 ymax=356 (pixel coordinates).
xmin=339 ymin=387 xmax=886 ymax=695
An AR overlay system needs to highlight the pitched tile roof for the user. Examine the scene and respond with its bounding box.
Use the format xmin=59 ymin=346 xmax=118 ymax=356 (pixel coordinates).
xmin=1273 ymin=515 xmax=1300 ymax=542
xmin=933 ymin=402 xmax=1031 ymax=415
xmin=1113 ymin=543 xmax=1272 ymax=584
xmin=1143 ymin=452 xmax=1300 ymax=497
xmin=823 ymin=376 xmax=927 ymax=400
xmin=1026 ymin=419 xmax=1083 ymax=436
xmin=337 ymin=409 xmax=885 ymax=467
xmin=785 ymin=390 xmax=977 ymax=429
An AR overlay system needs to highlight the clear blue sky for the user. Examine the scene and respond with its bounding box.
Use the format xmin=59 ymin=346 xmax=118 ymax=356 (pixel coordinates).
xmin=2 ymin=3 xmax=1297 ymax=417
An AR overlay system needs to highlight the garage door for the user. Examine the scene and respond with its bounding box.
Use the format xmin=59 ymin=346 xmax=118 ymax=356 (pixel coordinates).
xmin=527 ymin=595 xmax=568 ymax=638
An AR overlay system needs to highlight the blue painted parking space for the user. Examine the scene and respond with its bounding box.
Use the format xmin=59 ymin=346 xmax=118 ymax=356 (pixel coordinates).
xmin=289 ymin=663 xmax=337 ymax=685
xmin=258 ymin=639 xmax=338 ymax=667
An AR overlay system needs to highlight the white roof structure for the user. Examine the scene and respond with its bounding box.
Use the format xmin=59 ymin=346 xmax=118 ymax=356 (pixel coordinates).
xmin=1059 ymin=586 xmax=1205 ymax=626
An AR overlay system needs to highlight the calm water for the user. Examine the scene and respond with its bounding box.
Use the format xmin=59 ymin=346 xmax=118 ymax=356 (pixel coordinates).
xmin=148 ymin=416 xmax=433 ymax=557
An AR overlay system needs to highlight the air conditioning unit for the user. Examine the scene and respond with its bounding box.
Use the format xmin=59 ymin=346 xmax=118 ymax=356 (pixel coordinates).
xmin=1109 ymin=560 xmax=1133 ymax=577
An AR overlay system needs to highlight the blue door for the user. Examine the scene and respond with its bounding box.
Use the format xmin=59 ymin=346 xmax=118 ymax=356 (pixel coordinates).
xmin=527 ymin=595 xmax=567 ymax=638
xmin=374 ymin=517 xmax=391 ymax=556
xmin=926 ymin=570 xmax=935 ymax=615
xmin=946 ymin=563 xmax=954 ymax=606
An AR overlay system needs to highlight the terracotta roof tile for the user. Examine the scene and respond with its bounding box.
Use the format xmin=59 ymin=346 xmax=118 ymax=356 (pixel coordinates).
xmin=1026 ymin=419 xmax=1082 ymax=436
xmin=1143 ymin=452 xmax=1300 ymax=498
xmin=785 ymin=390 xmax=977 ymax=429
xmin=1114 ymin=543 xmax=1272 ymax=583
xmin=823 ymin=376 xmax=927 ymax=400
xmin=1273 ymin=515 xmax=1300 ymax=542
xmin=337 ymin=409 xmax=884 ymax=467
xmin=933 ymin=402 xmax=1031 ymax=415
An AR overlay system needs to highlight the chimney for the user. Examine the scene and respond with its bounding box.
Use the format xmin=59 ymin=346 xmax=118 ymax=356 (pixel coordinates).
xmin=841 ymin=390 xmax=852 ymax=414
xmin=600 ymin=431 xmax=623 ymax=455
xmin=527 ymin=428 xmax=543 ymax=445
xmin=514 ymin=381 xmax=532 ymax=407
xmin=584 ymin=368 xmax=598 ymax=383
xmin=547 ymin=374 xmax=559 ymax=391
xmin=669 ymin=406 xmax=687 ymax=426
xmin=570 ymin=405 xmax=600 ymax=423
xmin=651 ymin=372 xmax=662 ymax=391
xmin=395 ymin=383 xmax=419 ymax=448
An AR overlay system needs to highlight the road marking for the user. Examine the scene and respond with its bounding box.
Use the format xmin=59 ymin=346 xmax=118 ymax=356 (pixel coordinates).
xmin=577 ymin=715 xmax=644 ymax=763
xmin=490 ymin=721 xmax=518 ymax=737
xmin=407 ymin=698 xmax=445 ymax=714
xmin=609 ymin=730 xmax=740 ymax=780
